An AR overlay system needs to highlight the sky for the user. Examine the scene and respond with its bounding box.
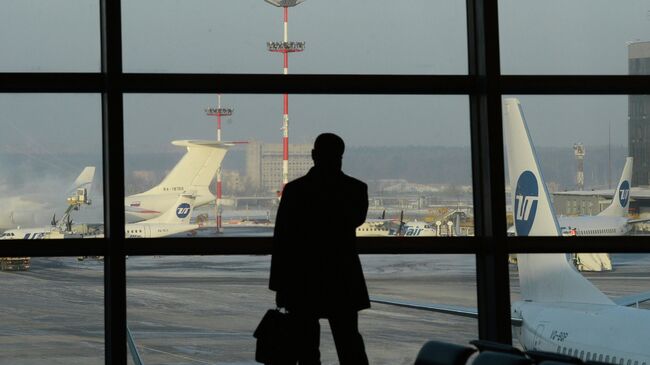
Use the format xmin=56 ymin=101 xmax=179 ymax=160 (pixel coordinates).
xmin=0 ymin=0 xmax=648 ymax=155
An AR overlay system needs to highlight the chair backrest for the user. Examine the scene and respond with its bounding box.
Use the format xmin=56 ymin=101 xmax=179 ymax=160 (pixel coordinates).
xmin=472 ymin=351 xmax=532 ymax=365
xmin=414 ymin=340 xmax=477 ymax=365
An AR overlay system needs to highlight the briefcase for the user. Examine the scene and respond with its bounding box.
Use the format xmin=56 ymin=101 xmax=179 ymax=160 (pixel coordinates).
xmin=254 ymin=308 xmax=297 ymax=364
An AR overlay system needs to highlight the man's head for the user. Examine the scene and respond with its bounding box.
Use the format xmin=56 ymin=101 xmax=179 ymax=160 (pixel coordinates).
xmin=312 ymin=133 xmax=345 ymax=171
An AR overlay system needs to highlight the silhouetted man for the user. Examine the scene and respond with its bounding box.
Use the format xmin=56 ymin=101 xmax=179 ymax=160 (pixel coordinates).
xmin=270 ymin=133 xmax=370 ymax=365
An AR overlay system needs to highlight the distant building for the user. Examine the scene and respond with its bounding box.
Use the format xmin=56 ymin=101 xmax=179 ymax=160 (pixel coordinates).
xmin=246 ymin=141 xmax=313 ymax=193
xmin=629 ymin=41 xmax=650 ymax=186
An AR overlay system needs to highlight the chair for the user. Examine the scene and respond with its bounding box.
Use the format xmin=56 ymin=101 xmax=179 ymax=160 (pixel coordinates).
xmin=414 ymin=340 xmax=477 ymax=365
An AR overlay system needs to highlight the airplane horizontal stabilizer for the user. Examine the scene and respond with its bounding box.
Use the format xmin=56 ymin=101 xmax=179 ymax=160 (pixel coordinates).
xmin=613 ymin=291 xmax=650 ymax=307
xmin=370 ymin=296 xmax=523 ymax=325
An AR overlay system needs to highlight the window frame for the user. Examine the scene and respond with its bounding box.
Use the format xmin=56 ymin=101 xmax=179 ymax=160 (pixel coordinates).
xmin=0 ymin=0 xmax=649 ymax=364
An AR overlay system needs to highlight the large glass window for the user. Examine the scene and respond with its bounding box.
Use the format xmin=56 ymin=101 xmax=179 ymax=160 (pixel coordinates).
xmin=503 ymin=95 xmax=650 ymax=237
xmin=0 ymin=94 xmax=104 ymax=239
xmin=127 ymin=255 xmax=477 ymax=364
xmin=0 ymin=0 xmax=100 ymax=72
xmin=124 ymin=94 xmax=473 ymax=238
xmin=499 ymin=0 xmax=649 ymax=74
xmin=122 ymin=0 xmax=467 ymax=74
xmin=0 ymin=257 xmax=104 ymax=364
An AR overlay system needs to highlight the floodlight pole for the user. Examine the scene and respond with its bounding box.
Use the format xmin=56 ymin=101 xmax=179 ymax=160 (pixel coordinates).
xmin=267 ymin=5 xmax=305 ymax=195
xmin=205 ymin=95 xmax=233 ymax=232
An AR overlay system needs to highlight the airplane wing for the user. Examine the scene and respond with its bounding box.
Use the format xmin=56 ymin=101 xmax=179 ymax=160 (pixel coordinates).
xmin=370 ymin=297 xmax=523 ymax=326
xmin=627 ymin=218 xmax=650 ymax=224
xmin=613 ymin=291 xmax=650 ymax=307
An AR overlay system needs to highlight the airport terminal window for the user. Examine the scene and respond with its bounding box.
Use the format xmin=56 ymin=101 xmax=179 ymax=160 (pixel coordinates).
xmin=121 ymin=0 xmax=467 ymax=74
xmin=123 ymin=94 xmax=472 ymax=239
xmin=1 ymin=0 xmax=649 ymax=364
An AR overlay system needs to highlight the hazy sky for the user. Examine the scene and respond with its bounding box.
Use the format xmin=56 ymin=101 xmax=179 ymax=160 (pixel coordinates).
xmin=0 ymin=0 xmax=648 ymax=157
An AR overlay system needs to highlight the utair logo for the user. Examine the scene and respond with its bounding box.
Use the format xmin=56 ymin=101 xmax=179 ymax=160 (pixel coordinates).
xmin=176 ymin=203 xmax=191 ymax=218
xmin=619 ymin=180 xmax=630 ymax=207
xmin=514 ymin=170 xmax=539 ymax=236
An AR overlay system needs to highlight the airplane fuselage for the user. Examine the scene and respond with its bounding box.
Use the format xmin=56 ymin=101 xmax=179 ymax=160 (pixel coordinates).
xmin=125 ymin=193 xmax=213 ymax=223
xmin=125 ymin=223 xmax=198 ymax=238
xmin=513 ymin=301 xmax=650 ymax=365
xmin=558 ymin=216 xmax=630 ymax=236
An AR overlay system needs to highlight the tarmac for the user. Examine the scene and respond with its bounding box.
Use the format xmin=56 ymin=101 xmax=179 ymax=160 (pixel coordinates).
xmin=0 ymin=253 xmax=648 ymax=365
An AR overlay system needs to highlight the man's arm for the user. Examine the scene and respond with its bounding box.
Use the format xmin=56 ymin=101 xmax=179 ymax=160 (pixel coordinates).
xmin=347 ymin=181 xmax=368 ymax=229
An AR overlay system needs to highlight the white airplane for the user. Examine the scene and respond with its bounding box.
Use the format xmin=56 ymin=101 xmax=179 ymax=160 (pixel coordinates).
xmin=372 ymin=98 xmax=650 ymax=364
xmin=557 ymin=157 xmax=635 ymax=237
xmin=356 ymin=211 xmax=437 ymax=237
xmin=0 ymin=167 xmax=96 ymax=240
xmin=125 ymin=140 xmax=230 ymax=223
xmin=125 ymin=193 xmax=198 ymax=238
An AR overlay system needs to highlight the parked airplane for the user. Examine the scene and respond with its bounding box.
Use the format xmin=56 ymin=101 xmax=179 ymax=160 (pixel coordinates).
xmin=356 ymin=211 xmax=438 ymax=237
xmin=372 ymin=98 xmax=650 ymax=364
xmin=125 ymin=140 xmax=230 ymax=223
xmin=0 ymin=166 xmax=96 ymax=240
xmin=125 ymin=193 xmax=198 ymax=238
xmin=558 ymin=157 xmax=633 ymax=237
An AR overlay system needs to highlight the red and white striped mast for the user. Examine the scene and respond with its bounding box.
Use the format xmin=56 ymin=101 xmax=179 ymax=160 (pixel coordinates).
xmin=265 ymin=0 xmax=306 ymax=194
xmin=205 ymin=95 xmax=233 ymax=232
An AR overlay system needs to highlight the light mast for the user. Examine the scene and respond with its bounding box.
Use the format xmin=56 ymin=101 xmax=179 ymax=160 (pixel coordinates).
xmin=205 ymin=95 xmax=233 ymax=232
xmin=265 ymin=0 xmax=306 ymax=194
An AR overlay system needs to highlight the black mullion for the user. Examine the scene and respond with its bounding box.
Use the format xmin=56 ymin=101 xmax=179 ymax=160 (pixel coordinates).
xmin=0 ymin=73 xmax=104 ymax=92
xmin=507 ymin=236 xmax=650 ymax=253
xmin=0 ymin=239 xmax=106 ymax=257
xmin=501 ymin=75 xmax=650 ymax=95
xmin=100 ymin=0 xmax=126 ymax=364
xmin=121 ymin=74 xmax=475 ymax=94
xmin=467 ymin=0 xmax=512 ymax=343
xmin=123 ymin=237 xmax=479 ymax=256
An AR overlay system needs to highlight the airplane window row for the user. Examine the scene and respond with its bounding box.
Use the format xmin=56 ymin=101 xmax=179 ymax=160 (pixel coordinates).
xmin=126 ymin=229 xmax=143 ymax=234
xmin=0 ymin=232 xmax=15 ymax=237
xmin=578 ymin=228 xmax=616 ymax=235
xmin=558 ymin=346 xmax=645 ymax=365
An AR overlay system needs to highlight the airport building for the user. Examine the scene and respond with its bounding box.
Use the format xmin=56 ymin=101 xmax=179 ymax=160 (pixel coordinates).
xmin=629 ymin=41 xmax=650 ymax=186
xmin=246 ymin=141 xmax=313 ymax=193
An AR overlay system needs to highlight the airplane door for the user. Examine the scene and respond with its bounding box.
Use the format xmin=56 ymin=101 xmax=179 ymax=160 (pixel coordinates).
xmin=145 ymin=226 xmax=151 ymax=238
xmin=533 ymin=324 xmax=545 ymax=350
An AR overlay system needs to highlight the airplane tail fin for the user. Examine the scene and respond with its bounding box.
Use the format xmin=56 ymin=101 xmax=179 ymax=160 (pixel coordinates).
xmin=503 ymin=98 xmax=613 ymax=305
xmin=147 ymin=193 xmax=196 ymax=224
xmin=140 ymin=140 xmax=230 ymax=198
xmin=598 ymin=157 xmax=632 ymax=217
xmin=68 ymin=166 xmax=95 ymax=194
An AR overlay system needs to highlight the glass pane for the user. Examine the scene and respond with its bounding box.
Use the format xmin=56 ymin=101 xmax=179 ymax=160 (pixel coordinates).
xmin=122 ymin=0 xmax=467 ymax=74
xmin=510 ymin=253 xmax=650 ymax=354
xmin=127 ymin=255 xmax=477 ymax=365
xmin=0 ymin=94 xmax=104 ymax=239
xmin=123 ymin=94 xmax=473 ymax=238
xmin=0 ymin=257 xmax=104 ymax=364
xmin=502 ymin=95 xmax=650 ymax=237
xmin=0 ymin=1 xmax=100 ymax=72
xmin=499 ymin=0 xmax=650 ymax=74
